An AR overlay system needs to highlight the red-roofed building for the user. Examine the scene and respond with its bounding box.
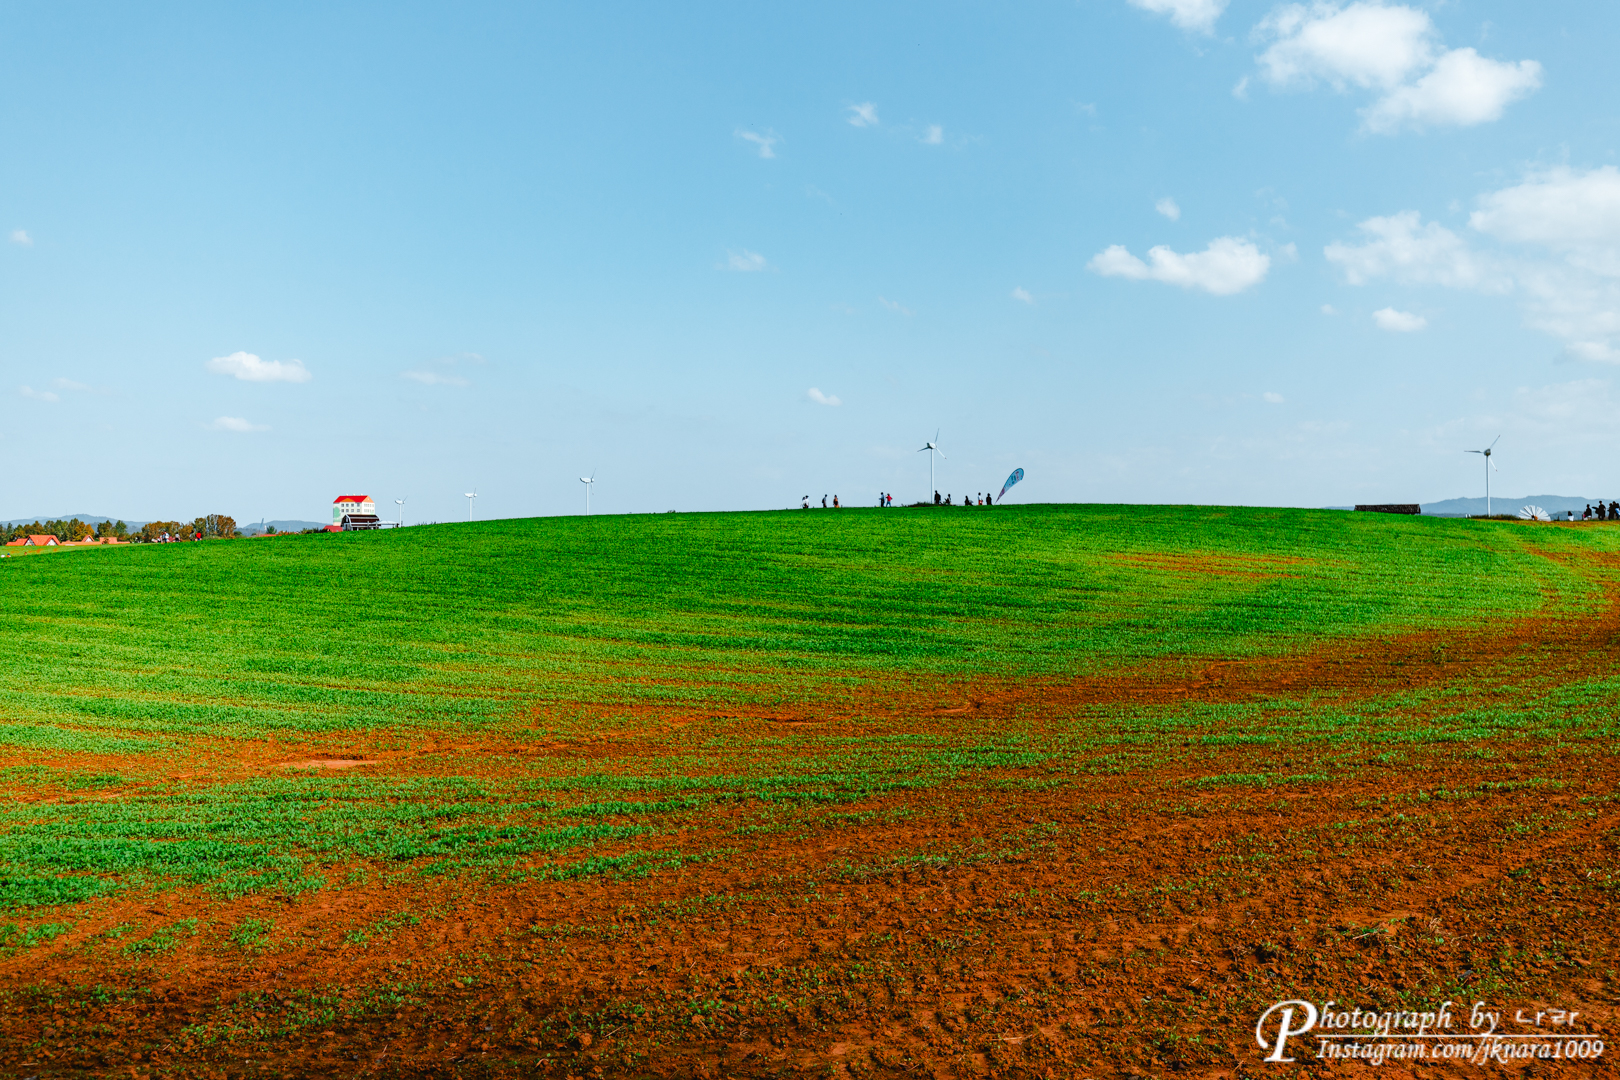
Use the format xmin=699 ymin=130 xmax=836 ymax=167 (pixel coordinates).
xmin=23 ymin=535 xmax=57 ymax=547
xmin=332 ymin=495 xmax=375 ymax=525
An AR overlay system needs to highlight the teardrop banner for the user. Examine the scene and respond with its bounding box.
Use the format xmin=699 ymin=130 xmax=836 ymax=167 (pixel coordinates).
xmin=998 ymin=468 xmax=1024 ymax=499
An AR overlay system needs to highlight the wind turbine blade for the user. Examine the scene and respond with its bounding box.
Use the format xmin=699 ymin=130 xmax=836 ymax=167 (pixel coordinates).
xmin=1489 ymin=435 xmax=1502 ymax=449
xmin=937 ymin=448 xmax=946 ymax=459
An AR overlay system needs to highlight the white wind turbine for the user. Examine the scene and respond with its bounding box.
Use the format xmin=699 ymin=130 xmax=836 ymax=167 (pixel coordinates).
xmin=395 ymin=497 xmax=407 ymax=526
xmin=464 ymin=489 xmax=478 ymax=521
xmin=917 ymin=429 xmax=945 ymax=503
xmin=1466 ymin=436 xmax=1501 ymax=517
xmin=580 ymin=470 xmax=596 ymax=515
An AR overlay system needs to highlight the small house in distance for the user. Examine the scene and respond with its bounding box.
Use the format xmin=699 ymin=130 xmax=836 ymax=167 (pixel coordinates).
xmin=329 ymin=495 xmax=378 ymax=532
xmin=5 ymin=535 xmax=60 ymax=549
xmin=333 ymin=495 xmax=381 ymax=532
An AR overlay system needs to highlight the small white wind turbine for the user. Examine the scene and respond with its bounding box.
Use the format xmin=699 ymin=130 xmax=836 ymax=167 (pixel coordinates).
xmin=1466 ymin=437 xmax=1500 ymax=517
xmin=580 ymin=470 xmax=596 ymax=515
xmin=917 ymin=429 xmax=945 ymax=503
xmin=464 ymin=489 xmax=478 ymax=521
xmin=395 ymin=497 xmax=407 ymax=526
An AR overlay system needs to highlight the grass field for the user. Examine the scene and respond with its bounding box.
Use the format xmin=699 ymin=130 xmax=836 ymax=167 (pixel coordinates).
xmin=1 ymin=504 xmax=1617 ymax=1078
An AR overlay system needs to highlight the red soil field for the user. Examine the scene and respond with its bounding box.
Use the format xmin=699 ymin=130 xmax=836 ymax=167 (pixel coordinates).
xmin=2 ymin=590 xmax=1617 ymax=1079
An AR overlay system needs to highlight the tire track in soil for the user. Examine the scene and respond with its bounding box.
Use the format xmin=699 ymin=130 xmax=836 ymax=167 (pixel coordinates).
xmin=6 ymin=743 xmax=1613 ymax=1079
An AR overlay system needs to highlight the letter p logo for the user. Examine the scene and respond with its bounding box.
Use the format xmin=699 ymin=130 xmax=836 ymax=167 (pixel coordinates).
xmin=1256 ymin=1000 xmax=1319 ymax=1063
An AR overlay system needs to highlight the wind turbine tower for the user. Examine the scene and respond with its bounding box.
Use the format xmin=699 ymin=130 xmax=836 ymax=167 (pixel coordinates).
xmin=1466 ymin=437 xmax=1501 ymax=517
xmin=580 ymin=471 xmax=596 ymax=515
xmin=464 ymin=489 xmax=478 ymax=521
xmin=395 ymin=497 xmax=407 ymax=527
xmin=917 ymin=430 xmax=945 ymax=503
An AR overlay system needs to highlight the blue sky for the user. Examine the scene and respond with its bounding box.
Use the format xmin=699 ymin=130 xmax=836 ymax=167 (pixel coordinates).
xmin=4 ymin=1 xmax=1618 ymax=522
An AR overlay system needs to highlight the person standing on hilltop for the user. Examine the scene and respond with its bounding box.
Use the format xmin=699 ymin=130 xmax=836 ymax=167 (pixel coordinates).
xmin=821 ymin=495 xmax=828 ymax=509
xmin=833 ymin=495 xmax=840 ymax=509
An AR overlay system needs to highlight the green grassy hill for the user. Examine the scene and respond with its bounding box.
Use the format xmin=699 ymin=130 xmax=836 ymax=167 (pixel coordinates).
xmin=0 ymin=504 xmax=1604 ymax=750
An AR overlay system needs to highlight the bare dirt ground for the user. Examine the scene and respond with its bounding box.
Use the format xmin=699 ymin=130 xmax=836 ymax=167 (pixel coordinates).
xmin=3 ymin=602 xmax=1619 ymax=1079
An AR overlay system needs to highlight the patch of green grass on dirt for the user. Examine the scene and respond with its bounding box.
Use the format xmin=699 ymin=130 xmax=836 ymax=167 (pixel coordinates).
xmin=0 ymin=506 xmax=1616 ymax=915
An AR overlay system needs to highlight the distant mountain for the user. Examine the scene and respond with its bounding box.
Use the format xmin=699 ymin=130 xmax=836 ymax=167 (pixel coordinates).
xmin=3 ymin=514 xmax=146 ymax=528
xmin=1421 ymin=495 xmax=1600 ymax=517
xmin=238 ymin=520 xmax=330 ymax=534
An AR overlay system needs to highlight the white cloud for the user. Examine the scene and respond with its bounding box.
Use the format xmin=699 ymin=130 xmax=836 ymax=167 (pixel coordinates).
xmin=735 ymin=129 xmax=778 ymax=159
xmin=1467 ymin=168 xmax=1620 ymax=360
xmin=1512 ymin=265 xmax=1620 ymax=362
xmin=1011 ymin=286 xmax=1034 ymax=305
xmin=1087 ymin=236 xmax=1271 ymax=295
xmin=807 ymin=387 xmax=842 ymax=406
xmin=1253 ymin=2 xmax=1540 ymax=133
xmin=1263 ymin=391 xmax=1286 ymax=403
xmin=1257 ymin=2 xmax=1435 ymax=90
xmin=1470 ymin=166 xmax=1620 ymax=273
xmin=878 ymin=295 xmax=913 ymax=316
xmin=205 ymin=351 xmax=312 ymax=383
xmin=1373 ymin=306 xmax=1426 ymax=332
xmin=9 ymin=229 xmax=31 ymax=246
xmin=1321 ymin=303 xmax=1338 ymax=314
xmin=18 ymin=385 xmax=58 ymax=402
xmin=921 ymin=124 xmax=943 ymax=145
xmin=1363 ymin=48 xmax=1541 ymax=133
xmin=209 ymin=416 xmax=269 ymax=432
xmin=1326 ymin=169 xmax=1620 ymax=359
xmin=847 ymin=102 xmax=879 ymax=128
xmin=1128 ymin=0 xmax=1227 ymax=34
xmin=1514 ymin=378 xmax=1620 ymax=429
xmin=1324 ymin=210 xmax=1507 ymax=290
xmin=726 ymin=250 xmax=769 ymax=272
xmin=402 ymin=370 xmax=469 ymax=386
xmin=1232 ymin=76 xmax=1251 ymax=99
xmin=1155 ymin=197 xmax=1181 ymax=221
xmin=401 ymin=351 xmax=483 ymax=385
xmin=51 ymin=378 xmax=93 ymax=392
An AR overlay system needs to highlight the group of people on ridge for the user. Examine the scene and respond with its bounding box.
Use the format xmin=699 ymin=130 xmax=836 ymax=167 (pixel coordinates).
xmin=1583 ymin=502 xmax=1620 ymax=520
xmin=801 ymin=491 xmax=998 ymax=508
xmin=926 ymin=491 xmax=991 ymax=506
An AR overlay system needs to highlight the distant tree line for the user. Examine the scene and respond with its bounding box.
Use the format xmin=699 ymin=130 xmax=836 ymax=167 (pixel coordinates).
xmin=1 ymin=515 xmax=238 ymax=543
xmin=0 ymin=518 xmax=122 ymax=543
xmin=136 ymin=515 xmax=238 ymax=542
